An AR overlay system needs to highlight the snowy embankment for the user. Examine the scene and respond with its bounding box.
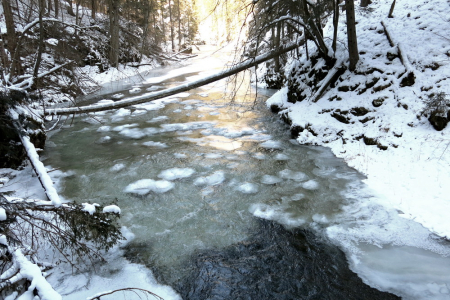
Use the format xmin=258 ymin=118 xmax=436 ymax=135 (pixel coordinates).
xmin=267 ymin=0 xmax=450 ymax=238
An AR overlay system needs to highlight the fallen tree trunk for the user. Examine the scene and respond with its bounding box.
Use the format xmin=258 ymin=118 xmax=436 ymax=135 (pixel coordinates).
xmin=381 ymin=21 xmax=413 ymax=72
xmin=312 ymin=58 xmax=345 ymax=102
xmin=40 ymin=41 xmax=304 ymax=116
xmin=381 ymin=21 xmax=416 ymax=86
xmin=12 ymin=118 xmax=62 ymax=207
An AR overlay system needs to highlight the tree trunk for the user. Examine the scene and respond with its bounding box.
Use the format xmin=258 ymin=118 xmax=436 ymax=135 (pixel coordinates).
xmin=54 ymin=0 xmax=59 ymax=17
xmin=33 ymin=0 xmax=46 ymax=85
xmin=2 ymin=0 xmax=17 ymax=62
xmin=177 ymin=0 xmax=181 ymax=50
xmin=161 ymin=1 xmax=166 ymax=44
xmin=66 ymin=0 xmax=75 ymax=16
xmin=274 ymin=22 xmax=281 ymax=72
xmin=0 ymin=34 xmax=10 ymax=70
xmin=332 ymin=0 xmax=339 ymax=53
xmin=345 ymin=0 xmax=359 ymax=71
xmin=302 ymin=0 xmax=329 ymax=57
xmin=108 ymin=0 xmax=120 ymax=67
xmin=75 ymin=0 xmax=80 ymax=26
xmin=139 ymin=0 xmax=150 ymax=62
xmin=13 ymin=121 xmax=62 ymax=206
xmin=360 ymin=0 xmax=371 ymax=7
xmin=47 ymin=0 xmax=53 ymax=15
xmin=388 ymin=0 xmax=396 ymax=18
xmin=91 ymin=0 xmax=96 ymax=19
xmin=168 ymin=0 xmax=175 ymax=52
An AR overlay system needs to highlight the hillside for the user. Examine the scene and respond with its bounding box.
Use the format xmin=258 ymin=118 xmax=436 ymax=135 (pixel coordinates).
xmin=267 ymin=0 xmax=450 ymax=239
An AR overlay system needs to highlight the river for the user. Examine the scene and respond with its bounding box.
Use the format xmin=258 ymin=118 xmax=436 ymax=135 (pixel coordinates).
xmin=43 ymin=46 xmax=450 ymax=300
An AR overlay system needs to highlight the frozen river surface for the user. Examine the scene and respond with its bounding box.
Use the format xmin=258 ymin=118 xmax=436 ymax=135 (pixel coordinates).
xmin=43 ymin=47 xmax=450 ymax=300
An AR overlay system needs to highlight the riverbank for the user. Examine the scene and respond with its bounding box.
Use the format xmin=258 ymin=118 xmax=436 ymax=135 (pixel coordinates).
xmin=266 ymin=0 xmax=450 ymax=239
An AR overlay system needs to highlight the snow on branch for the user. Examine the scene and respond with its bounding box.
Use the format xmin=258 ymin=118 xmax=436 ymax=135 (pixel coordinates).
xmin=0 ymin=193 xmax=123 ymax=299
xmin=40 ymin=41 xmax=305 ymax=116
xmin=1 ymin=249 xmax=62 ymax=300
xmin=8 ymin=62 xmax=73 ymax=91
xmin=20 ymin=17 xmax=98 ymax=35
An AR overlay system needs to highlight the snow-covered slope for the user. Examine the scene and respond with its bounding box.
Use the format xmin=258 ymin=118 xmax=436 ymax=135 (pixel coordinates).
xmin=268 ymin=0 xmax=450 ymax=238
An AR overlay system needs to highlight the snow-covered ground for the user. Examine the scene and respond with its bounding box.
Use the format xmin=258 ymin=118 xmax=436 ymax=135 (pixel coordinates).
xmin=267 ymin=0 xmax=450 ymax=239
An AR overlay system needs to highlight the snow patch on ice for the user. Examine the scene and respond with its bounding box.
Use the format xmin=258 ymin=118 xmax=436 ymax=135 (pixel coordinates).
xmin=97 ymin=136 xmax=111 ymax=143
xmin=133 ymin=102 xmax=165 ymax=111
xmin=97 ymin=126 xmax=111 ymax=132
xmin=177 ymin=92 xmax=191 ymax=97
xmin=111 ymin=108 xmax=131 ymax=122
xmin=161 ymin=121 xmax=216 ymax=132
xmin=194 ymin=171 xmax=225 ymax=186
xmin=124 ymin=179 xmax=174 ymax=195
xmin=142 ymin=141 xmax=168 ymax=148
xmin=118 ymin=128 xmax=146 ymax=139
xmin=146 ymin=85 xmax=163 ymax=91
xmin=302 ymin=180 xmax=319 ymax=190
xmin=260 ymin=140 xmax=283 ymax=150
xmin=112 ymin=124 xmax=138 ymax=131
xmin=147 ymin=116 xmax=169 ymax=123
xmin=249 ymin=204 xmax=306 ymax=229
xmin=111 ymin=93 xmax=125 ymax=100
xmin=236 ymin=182 xmax=259 ymax=194
xmin=129 ymin=87 xmax=141 ymax=94
xmin=279 ymin=169 xmax=308 ymax=182
xmin=158 ymin=168 xmax=195 ymax=180
xmin=132 ymin=109 xmax=147 ymax=116
xmin=110 ymin=163 xmax=125 ymax=172
xmin=253 ymin=153 xmax=266 ymax=160
xmin=204 ymin=153 xmax=223 ymax=159
xmin=261 ymin=175 xmax=283 ymax=185
xmin=274 ymin=153 xmax=289 ymax=160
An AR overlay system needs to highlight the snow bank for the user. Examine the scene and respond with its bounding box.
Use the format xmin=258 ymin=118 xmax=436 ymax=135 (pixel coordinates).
xmin=269 ymin=0 xmax=450 ymax=240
